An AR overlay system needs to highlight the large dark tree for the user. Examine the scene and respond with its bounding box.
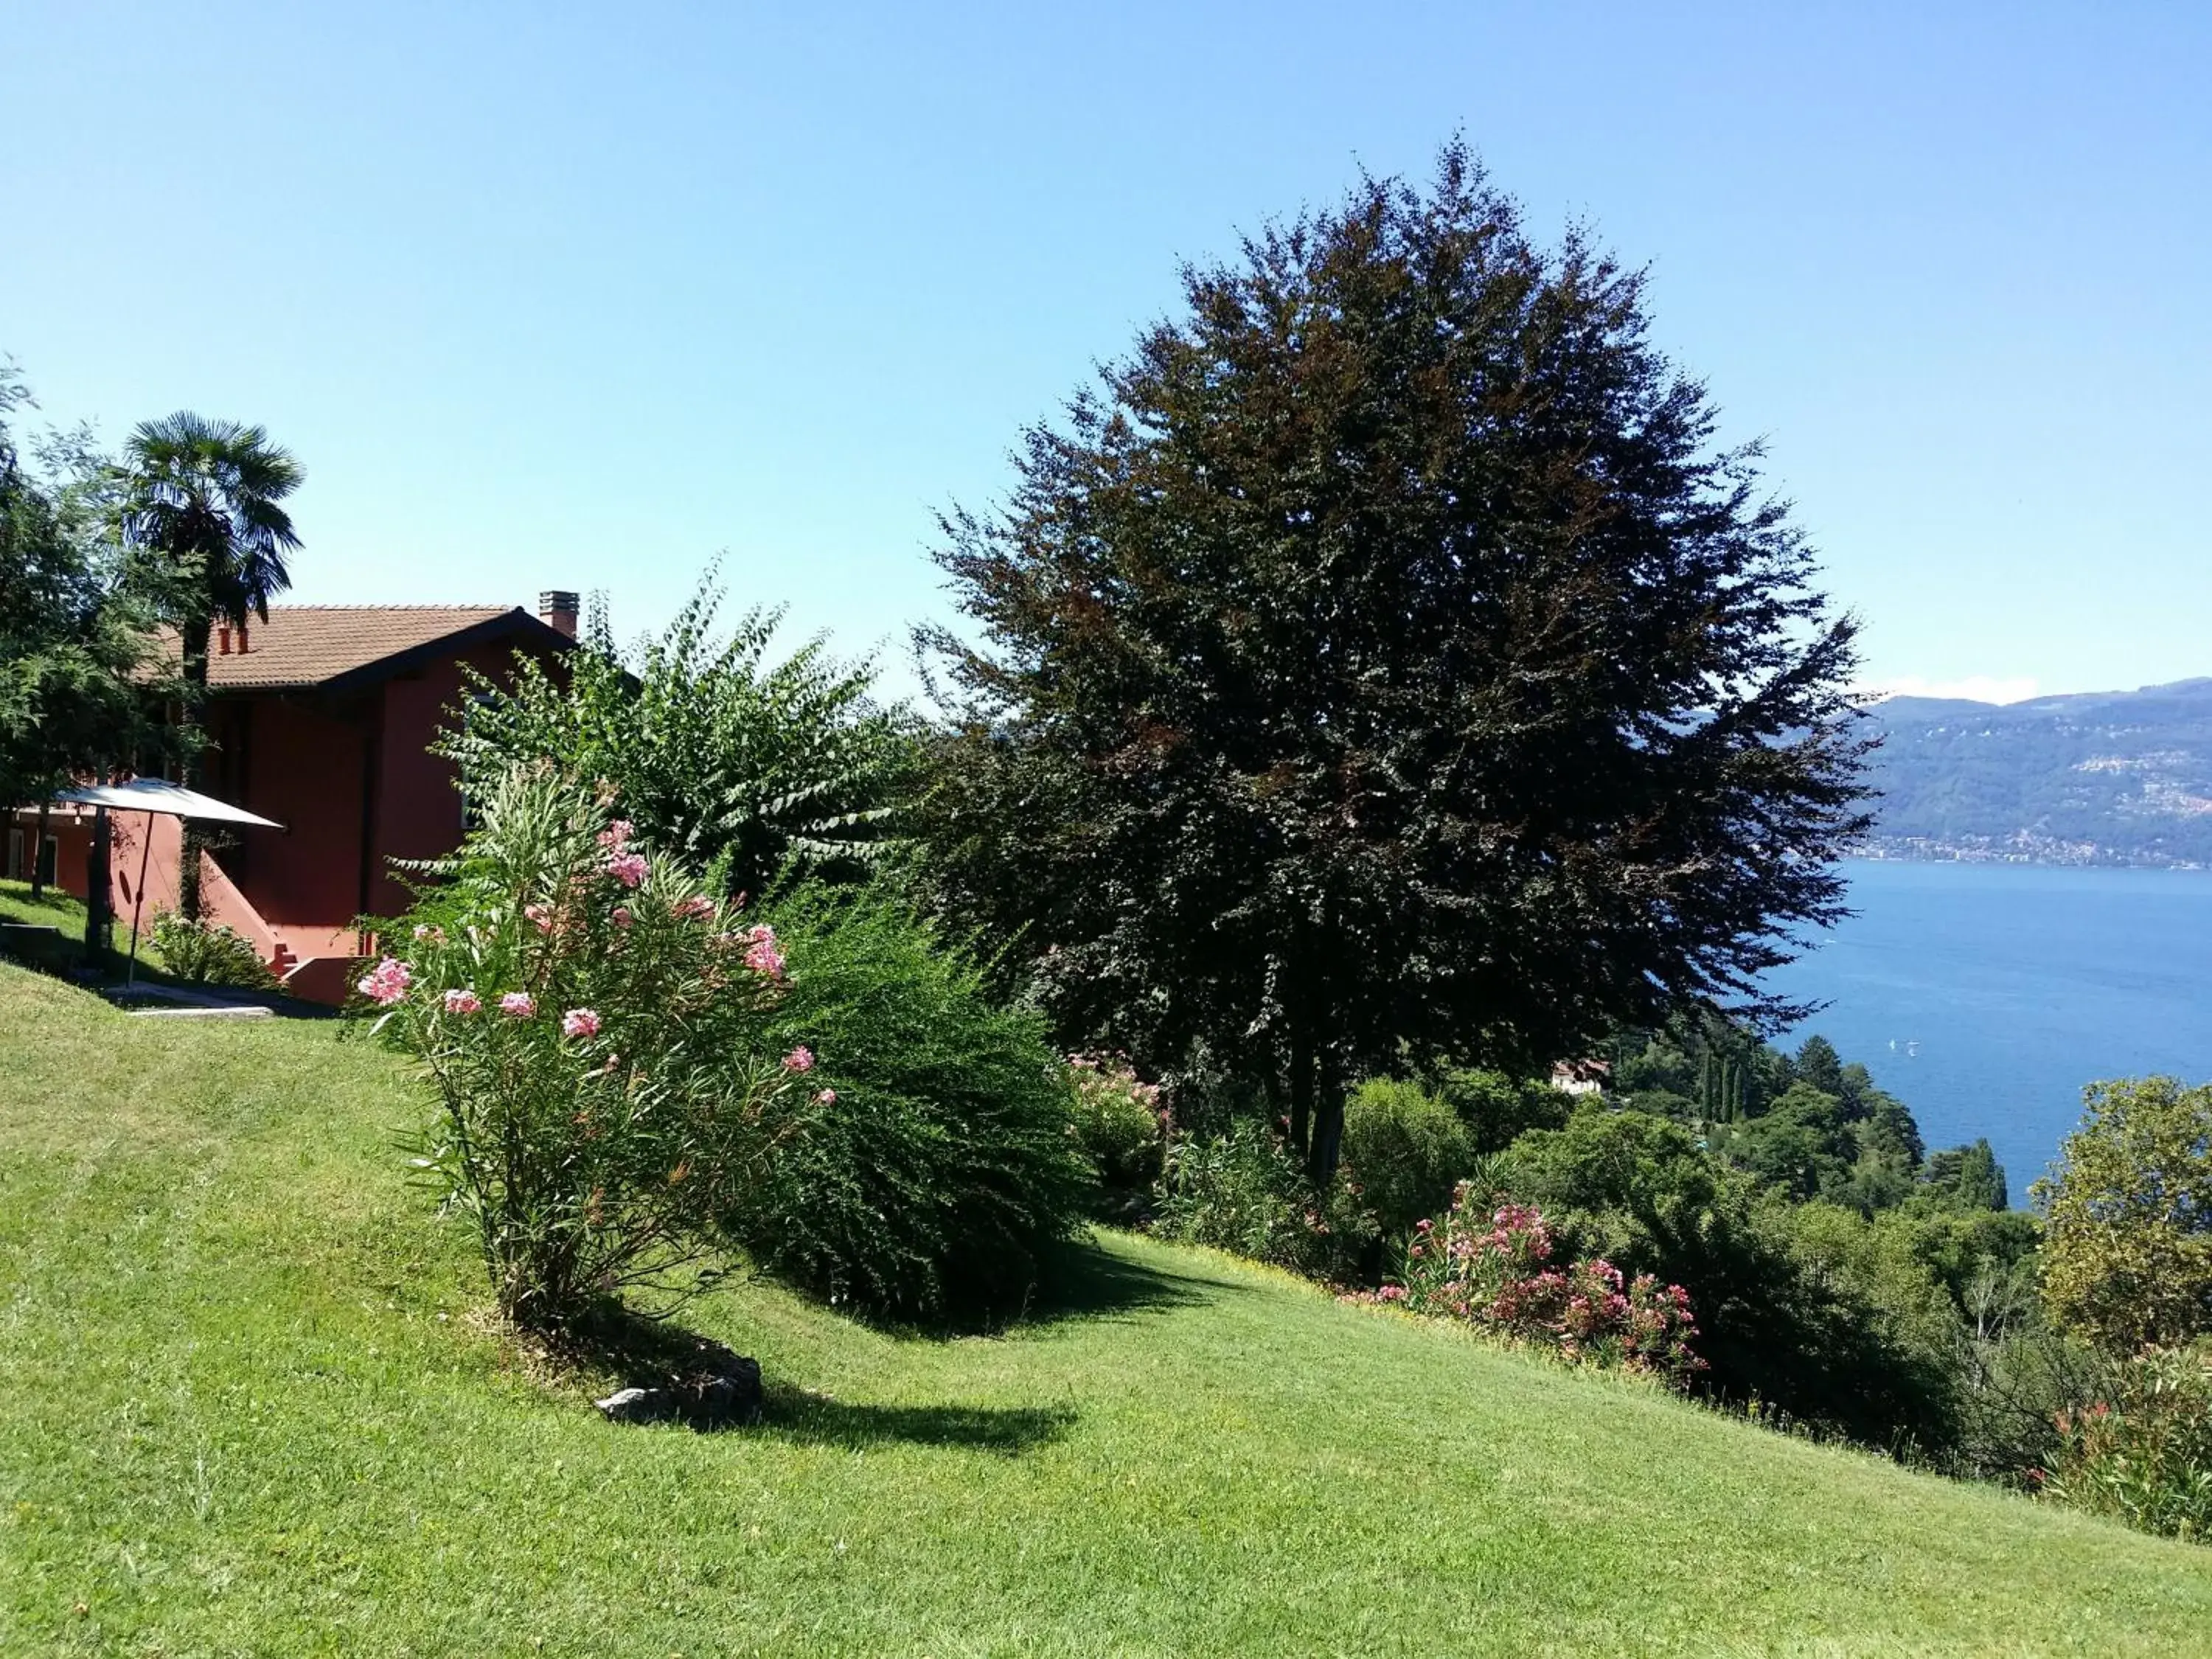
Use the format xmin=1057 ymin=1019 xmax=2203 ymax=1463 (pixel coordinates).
xmin=120 ymin=411 xmax=302 ymax=918
xmin=917 ymin=146 xmax=1872 ymax=1180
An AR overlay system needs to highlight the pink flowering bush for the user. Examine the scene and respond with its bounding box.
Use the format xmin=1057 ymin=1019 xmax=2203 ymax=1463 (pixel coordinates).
xmin=355 ymin=955 xmax=411 ymax=1006
xmin=1366 ymin=1181 xmax=1703 ymax=1384
xmin=1065 ymin=1053 xmax=1166 ymax=1206
xmin=363 ymin=765 xmax=819 ymax=1326
xmin=2041 ymin=1343 xmax=2212 ymax=1543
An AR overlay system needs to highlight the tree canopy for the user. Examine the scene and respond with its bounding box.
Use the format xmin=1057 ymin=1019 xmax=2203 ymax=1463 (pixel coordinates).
xmin=442 ymin=574 xmax=915 ymax=904
xmin=119 ymin=410 xmax=303 ymax=917
xmin=2036 ymin=1077 xmax=2212 ymax=1353
xmin=0 ymin=366 xmax=161 ymax=815
xmin=916 ymin=144 xmax=1872 ymax=1176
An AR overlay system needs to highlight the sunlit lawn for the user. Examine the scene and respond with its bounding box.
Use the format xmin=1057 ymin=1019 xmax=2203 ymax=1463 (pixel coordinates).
xmin=2 ymin=961 xmax=2208 ymax=1656
xmin=0 ymin=877 xmax=80 ymax=934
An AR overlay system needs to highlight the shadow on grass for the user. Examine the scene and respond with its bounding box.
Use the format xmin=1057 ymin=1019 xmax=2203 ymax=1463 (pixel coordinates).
xmin=756 ymin=1385 xmax=1076 ymax=1455
xmin=1009 ymin=1234 xmax=1245 ymax=1332
xmin=842 ymin=1234 xmax=1251 ymax=1342
xmin=536 ymin=1301 xmax=1076 ymax=1452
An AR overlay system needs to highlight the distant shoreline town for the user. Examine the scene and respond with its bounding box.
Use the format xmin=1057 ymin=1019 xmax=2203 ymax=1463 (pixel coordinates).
xmin=1863 ymin=678 xmax=2212 ymax=872
xmin=1856 ymin=835 xmax=2208 ymax=872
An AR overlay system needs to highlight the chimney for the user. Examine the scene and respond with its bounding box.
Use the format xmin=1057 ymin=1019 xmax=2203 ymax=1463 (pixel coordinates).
xmin=539 ymin=590 xmax=580 ymax=640
xmin=217 ymin=624 xmax=233 ymax=655
xmin=235 ymin=622 xmax=248 ymax=654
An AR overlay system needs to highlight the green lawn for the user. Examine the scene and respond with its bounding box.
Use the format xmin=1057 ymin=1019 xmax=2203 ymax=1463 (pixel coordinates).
xmin=0 ymin=877 xmax=82 ymax=934
xmin=1 ymin=963 xmax=2208 ymax=1656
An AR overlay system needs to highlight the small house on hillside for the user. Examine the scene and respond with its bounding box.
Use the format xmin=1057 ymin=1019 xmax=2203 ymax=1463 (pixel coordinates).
xmin=13 ymin=593 xmax=577 ymax=1001
xmin=1549 ymin=1058 xmax=1611 ymax=1096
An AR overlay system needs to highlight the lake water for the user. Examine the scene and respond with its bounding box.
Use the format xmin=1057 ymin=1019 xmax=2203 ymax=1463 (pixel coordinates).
xmin=1764 ymin=860 xmax=2212 ymax=1203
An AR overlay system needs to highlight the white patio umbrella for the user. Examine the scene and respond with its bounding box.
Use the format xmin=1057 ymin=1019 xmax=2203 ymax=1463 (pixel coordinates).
xmin=52 ymin=780 xmax=286 ymax=983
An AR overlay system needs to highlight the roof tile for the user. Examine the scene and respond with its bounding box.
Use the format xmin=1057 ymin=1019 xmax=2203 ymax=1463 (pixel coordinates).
xmin=161 ymin=606 xmax=539 ymax=689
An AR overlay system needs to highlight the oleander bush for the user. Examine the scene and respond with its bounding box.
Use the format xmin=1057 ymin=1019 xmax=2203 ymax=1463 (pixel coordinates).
xmin=147 ymin=908 xmax=279 ymax=990
xmin=366 ymin=766 xmax=817 ymax=1326
xmin=1154 ymin=1120 xmax=1376 ymax=1279
xmin=1360 ymin=1184 xmax=1702 ymax=1383
xmin=717 ymin=883 xmax=1096 ymax=1322
xmin=2042 ymin=1343 xmax=2212 ymax=1543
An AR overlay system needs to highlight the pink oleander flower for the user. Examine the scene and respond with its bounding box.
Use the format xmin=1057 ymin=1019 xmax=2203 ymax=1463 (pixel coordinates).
xmin=674 ymin=895 xmax=716 ymax=919
xmin=814 ymin=1088 xmax=837 ymax=1105
xmin=605 ymin=850 xmax=648 ymax=888
xmin=412 ymin=924 xmax=445 ymax=944
xmin=500 ymin=992 xmax=536 ymax=1018
xmin=356 ymin=956 xmax=411 ymax=1006
xmin=782 ymin=1045 xmax=815 ymax=1073
xmin=562 ymin=1007 xmax=602 ymax=1039
xmin=524 ymin=902 xmax=554 ymax=933
xmin=611 ymin=905 xmax=634 ymax=930
xmin=597 ymin=819 xmax=635 ymax=852
xmin=443 ymin=987 xmax=481 ymax=1015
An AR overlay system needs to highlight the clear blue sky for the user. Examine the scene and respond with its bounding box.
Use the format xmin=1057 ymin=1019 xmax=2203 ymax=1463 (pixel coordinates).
xmin=5 ymin=1 xmax=2205 ymax=702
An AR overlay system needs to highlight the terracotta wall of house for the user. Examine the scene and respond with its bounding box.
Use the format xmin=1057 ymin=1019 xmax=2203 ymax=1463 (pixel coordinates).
xmin=13 ymin=807 xmax=274 ymax=956
xmin=366 ymin=651 xmax=484 ymax=922
xmin=10 ymin=807 xmax=94 ymax=913
xmin=216 ymin=693 xmax=375 ymax=954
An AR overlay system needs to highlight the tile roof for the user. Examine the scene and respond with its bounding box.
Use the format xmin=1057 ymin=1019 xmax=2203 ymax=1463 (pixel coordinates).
xmin=167 ymin=606 xmax=559 ymax=689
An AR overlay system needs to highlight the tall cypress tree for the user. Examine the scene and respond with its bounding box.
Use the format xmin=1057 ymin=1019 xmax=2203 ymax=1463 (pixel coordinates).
xmin=919 ymin=145 xmax=1871 ymax=1180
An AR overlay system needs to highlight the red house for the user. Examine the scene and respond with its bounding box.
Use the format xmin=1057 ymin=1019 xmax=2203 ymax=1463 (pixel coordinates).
xmin=15 ymin=594 xmax=577 ymax=1001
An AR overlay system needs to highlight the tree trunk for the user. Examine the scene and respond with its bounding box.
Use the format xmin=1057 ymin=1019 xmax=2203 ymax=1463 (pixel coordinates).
xmin=28 ymin=802 xmax=50 ymax=901
xmin=1287 ymin=1020 xmax=1312 ymax=1158
xmin=1307 ymin=1038 xmax=1346 ymax=1186
xmin=177 ymin=615 xmax=212 ymax=922
xmin=84 ymin=807 xmax=112 ymax=966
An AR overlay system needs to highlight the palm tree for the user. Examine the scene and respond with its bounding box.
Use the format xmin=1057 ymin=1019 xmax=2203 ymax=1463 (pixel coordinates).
xmin=121 ymin=413 xmax=302 ymax=918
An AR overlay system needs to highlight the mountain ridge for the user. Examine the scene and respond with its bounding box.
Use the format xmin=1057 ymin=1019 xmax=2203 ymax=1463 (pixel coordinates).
xmin=1860 ymin=678 xmax=2212 ymax=866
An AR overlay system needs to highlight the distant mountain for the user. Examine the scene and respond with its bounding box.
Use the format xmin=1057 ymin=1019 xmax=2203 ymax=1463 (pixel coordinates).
xmin=1860 ymin=678 xmax=2212 ymax=866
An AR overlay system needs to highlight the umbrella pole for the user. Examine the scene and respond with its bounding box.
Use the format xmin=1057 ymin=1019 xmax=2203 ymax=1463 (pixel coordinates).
xmin=126 ymin=810 xmax=154 ymax=986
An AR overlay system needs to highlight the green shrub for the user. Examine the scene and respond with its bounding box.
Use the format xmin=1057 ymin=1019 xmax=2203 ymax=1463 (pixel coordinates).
xmin=1498 ymin=1108 xmax=1964 ymax=1453
xmin=1154 ymin=1121 xmax=1374 ymax=1279
xmin=1438 ymin=1068 xmax=1575 ymax=1153
xmin=719 ymin=883 xmax=1094 ymax=1322
xmin=147 ymin=908 xmax=279 ymax=990
xmin=369 ymin=769 xmax=812 ymax=1326
xmin=1066 ymin=1054 xmax=1164 ymax=1214
xmin=2043 ymin=1343 xmax=2212 ymax=1543
xmin=1342 ymin=1077 xmax=1473 ymax=1239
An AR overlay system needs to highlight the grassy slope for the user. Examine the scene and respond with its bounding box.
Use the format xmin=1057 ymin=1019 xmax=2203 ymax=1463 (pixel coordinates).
xmin=0 ymin=878 xmax=83 ymax=933
xmin=1 ymin=964 xmax=2208 ymax=1657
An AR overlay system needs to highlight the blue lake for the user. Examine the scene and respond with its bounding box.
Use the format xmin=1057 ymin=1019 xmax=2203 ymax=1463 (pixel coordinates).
xmin=1766 ymin=860 xmax=2212 ymax=1203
